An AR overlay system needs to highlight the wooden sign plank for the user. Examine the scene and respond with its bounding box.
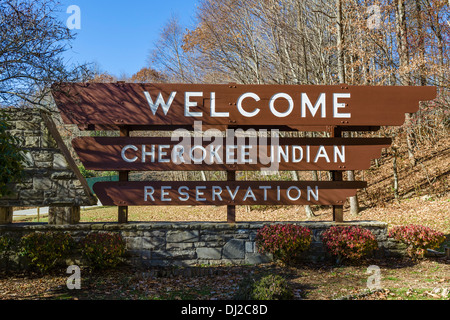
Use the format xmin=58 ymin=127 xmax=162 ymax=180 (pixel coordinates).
xmin=73 ymin=137 xmax=391 ymax=171
xmin=52 ymin=83 xmax=436 ymax=128
xmin=93 ymin=181 xmax=367 ymax=206
xmin=76 ymin=123 xmax=339 ymax=132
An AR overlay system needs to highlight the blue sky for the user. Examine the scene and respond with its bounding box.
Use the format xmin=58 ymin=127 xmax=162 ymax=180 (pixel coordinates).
xmin=59 ymin=0 xmax=199 ymax=78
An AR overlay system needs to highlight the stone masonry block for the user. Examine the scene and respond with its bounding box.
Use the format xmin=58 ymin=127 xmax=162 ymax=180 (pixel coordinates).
xmin=48 ymin=206 xmax=80 ymax=225
xmin=53 ymin=154 xmax=69 ymax=169
xmin=245 ymin=241 xmax=255 ymax=253
xmin=142 ymin=237 xmax=165 ymax=250
xmin=196 ymin=247 xmax=222 ymax=260
xmin=0 ymin=207 xmax=13 ymax=225
xmin=33 ymin=177 xmax=52 ymax=190
xmin=223 ymin=239 xmax=245 ymax=259
xmin=166 ymin=230 xmax=199 ymax=243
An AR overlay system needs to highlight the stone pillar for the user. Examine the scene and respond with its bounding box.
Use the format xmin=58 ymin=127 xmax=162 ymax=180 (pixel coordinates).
xmin=48 ymin=206 xmax=80 ymax=225
xmin=0 ymin=207 xmax=13 ymax=225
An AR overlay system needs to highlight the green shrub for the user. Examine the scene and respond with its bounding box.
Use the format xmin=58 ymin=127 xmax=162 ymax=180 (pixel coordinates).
xmin=0 ymin=235 xmax=17 ymax=270
xmin=19 ymin=232 xmax=75 ymax=272
xmin=321 ymin=226 xmax=378 ymax=263
xmin=78 ymin=164 xmax=96 ymax=178
xmin=255 ymin=224 xmax=311 ymax=265
xmin=0 ymin=235 xmax=14 ymax=255
xmin=252 ymin=274 xmax=293 ymax=300
xmin=235 ymin=274 xmax=293 ymax=300
xmin=389 ymin=224 xmax=446 ymax=259
xmin=0 ymin=111 xmax=25 ymax=197
xmin=80 ymin=232 xmax=125 ymax=270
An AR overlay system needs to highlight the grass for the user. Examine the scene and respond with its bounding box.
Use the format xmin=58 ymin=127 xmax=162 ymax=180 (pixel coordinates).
xmin=386 ymin=288 xmax=448 ymax=300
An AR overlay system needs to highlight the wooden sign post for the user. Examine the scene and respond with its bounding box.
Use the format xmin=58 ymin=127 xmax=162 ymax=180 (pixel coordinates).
xmin=52 ymin=83 xmax=436 ymax=224
xmin=118 ymin=126 xmax=129 ymax=224
xmin=331 ymin=126 xmax=344 ymax=223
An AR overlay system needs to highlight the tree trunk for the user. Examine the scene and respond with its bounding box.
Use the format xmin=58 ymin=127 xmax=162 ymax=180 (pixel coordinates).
xmin=292 ymin=170 xmax=315 ymax=218
xmin=415 ymin=0 xmax=427 ymax=86
xmin=347 ymin=169 xmax=360 ymax=215
xmin=336 ymin=0 xmax=345 ymax=84
xmin=335 ymin=2 xmax=359 ymax=215
xmin=395 ymin=0 xmax=416 ymax=165
xmin=392 ymin=147 xmax=400 ymax=201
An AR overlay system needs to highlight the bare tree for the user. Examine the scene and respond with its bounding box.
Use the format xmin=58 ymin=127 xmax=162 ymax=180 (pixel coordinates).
xmin=149 ymin=15 xmax=205 ymax=83
xmin=0 ymin=0 xmax=92 ymax=108
xmin=144 ymin=0 xmax=448 ymax=211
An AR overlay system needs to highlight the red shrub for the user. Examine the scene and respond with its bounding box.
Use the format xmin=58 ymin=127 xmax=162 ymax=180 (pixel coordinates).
xmin=321 ymin=226 xmax=378 ymax=262
xmin=388 ymin=224 xmax=446 ymax=258
xmin=256 ymin=224 xmax=311 ymax=265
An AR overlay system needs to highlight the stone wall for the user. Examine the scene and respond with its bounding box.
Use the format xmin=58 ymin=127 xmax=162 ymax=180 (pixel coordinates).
xmin=0 ymin=221 xmax=406 ymax=269
xmin=0 ymin=108 xmax=97 ymax=224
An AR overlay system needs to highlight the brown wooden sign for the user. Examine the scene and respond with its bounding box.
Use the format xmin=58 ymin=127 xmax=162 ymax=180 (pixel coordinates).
xmin=93 ymin=181 xmax=367 ymax=206
xmin=52 ymin=83 xmax=436 ymax=129
xmin=51 ymin=82 xmax=436 ymax=223
xmin=73 ymin=136 xmax=391 ymax=171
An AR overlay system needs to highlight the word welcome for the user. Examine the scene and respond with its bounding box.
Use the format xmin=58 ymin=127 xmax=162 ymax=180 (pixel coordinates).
xmin=144 ymin=91 xmax=351 ymax=119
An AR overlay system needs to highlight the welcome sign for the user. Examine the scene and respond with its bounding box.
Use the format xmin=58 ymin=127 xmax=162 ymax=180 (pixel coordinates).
xmin=51 ymin=82 xmax=436 ymax=223
xmin=93 ymin=181 xmax=367 ymax=206
xmin=52 ymin=83 xmax=436 ymax=127
xmin=72 ymin=136 xmax=392 ymax=172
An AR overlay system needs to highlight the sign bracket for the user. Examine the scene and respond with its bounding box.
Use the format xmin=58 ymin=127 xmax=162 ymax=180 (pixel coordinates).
xmin=118 ymin=126 xmax=129 ymax=223
xmin=331 ymin=126 xmax=344 ymax=222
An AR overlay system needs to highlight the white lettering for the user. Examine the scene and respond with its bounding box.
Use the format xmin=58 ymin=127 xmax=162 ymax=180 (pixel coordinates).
xmin=212 ymin=186 xmax=223 ymax=201
xmin=314 ymin=146 xmax=331 ymax=163
xmin=144 ymin=186 xmax=155 ymax=201
xmin=225 ymin=145 xmax=238 ymax=164
xmin=334 ymin=145 xmax=345 ymax=163
xmin=292 ymin=146 xmax=303 ymax=163
xmin=185 ymin=92 xmax=203 ymax=117
xmin=241 ymin=145 xmax=252 ymax=163
xmin=287 ymin=186 xmax=301 ymax=201
xmin=190 ymin=145 xmax=207 ymax=163
xmin=178 ymin=186 xmax=189 ymax=201
xmin=259 ymin=186 xmax=271 ymax=201
xmin=196 ymin=186 xmax=207 ymax=201
xmin=270 ymin=93 xmax=294 ymax=117
xmin=142 ymin=145 xmax=156 ymax=163
xmin=158 ymin=145 xmax=170 ymax=163
xmin=226 ymin=186 xmax=240 ymax=200
xmin=237 ymin=93 xmax=260 ymax=117
xmin=302 ymin=93 xmax=326 ymax=118
xmin=144 ymin=91 xmax=176 ymax=115
xmin=209 ymin=144 xmax=222 ymax=164
xmin=142 ymin=184 xmax=324 ymax=203
xmin=243 ymin=187 xmax=257 ymax=201
xmin=278 ymin=145 xmax=289 ymax=162
xmin=333 ymin=93 xmax=351 ymax=118
xmin=210 ymin=92 xmax=229 ymax=117
xmin=307 ymin=186 xmax=319 ymax=201
xmin=172 ymin=145 xmax=185 ymax=164
xmin=161 ymin=186 xmax=172 ymax=201
xmin=121 ymin=145 xmax=138 ymax=163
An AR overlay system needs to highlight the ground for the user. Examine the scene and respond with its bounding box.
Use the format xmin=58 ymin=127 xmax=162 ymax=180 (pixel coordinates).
xmin=0 ymin=256 xmax=448 ymax=300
